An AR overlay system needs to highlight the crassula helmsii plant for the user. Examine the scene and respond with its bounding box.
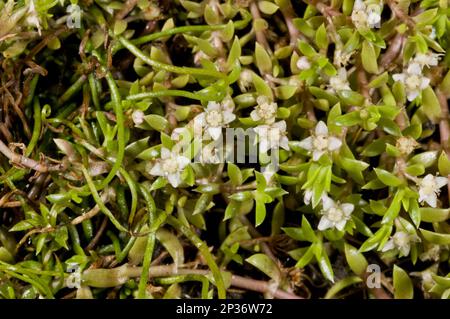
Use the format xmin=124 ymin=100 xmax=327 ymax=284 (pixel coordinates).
xmin=0 ymin=0 xmax=450 ymax=300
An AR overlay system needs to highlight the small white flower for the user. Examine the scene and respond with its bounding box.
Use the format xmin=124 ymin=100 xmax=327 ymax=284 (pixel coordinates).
xmin=254 ymin=121 xmax=290 ymax=153
xmin=366 ymin=4 xmax=382 ymax=28
xmin=150 ymin=148 xmax=190 ymax=187
xmin=318 ymin=196 xmax=354 ymax=231
xmin=296 ymin=56 xmax=311 ymax=70
xmin=327 ymin=68 xmax=351 ymax=93
xmin=250 ymin=96 xmax=278 ymax=124
xmin=412 ymin=52 xmax=442 ymax=68
xmin=418 ymin=174 xmax=447 ymax=208
xmin=298 ymin=121 xmax=342 ymax=161
xmin=392 ymin=63 xmax=430 ymax=101
xmin=131 ymin=110 xmax=145 ymax=126
xmin=382 ymin=231 xmax=420 ymax=257
xmin=194 ymin=99 xmax=236 ymax=140
xmin=351 ymin=0 xmax=382 ymax=29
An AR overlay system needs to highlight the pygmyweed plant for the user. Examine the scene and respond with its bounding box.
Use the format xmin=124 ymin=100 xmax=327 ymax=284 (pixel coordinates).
xmin=0 ymin=0 xmax=449 ymax=300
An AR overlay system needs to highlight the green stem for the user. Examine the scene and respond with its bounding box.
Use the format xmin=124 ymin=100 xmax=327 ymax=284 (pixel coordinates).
xmin=112 ymin=11 xmax=251 ymax=52
xmin=118 ymin=36 xmax=225 ymax=79
xmin=81 ymin=167 xmax=128 ymax=233
xmin=88 ymin=73 xmax=100 ymax=110
xmin=57 ymin=75 xmax=87 ymax=106
xmin=127 ymin=90 xmax=205 ymax=101
xmin=25 ymin=98 xmax=42 ymax=157
xmin=167 ymin=215 xmax=226 ymax=299
xmin=137 ymin=185 xmax=157 ymax=299
xmin=25 ymin=74 xmax=39 ymax=107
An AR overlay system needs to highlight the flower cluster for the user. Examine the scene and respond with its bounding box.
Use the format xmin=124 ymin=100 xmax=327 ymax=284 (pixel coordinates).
xmin=393 ymin=51 xmax=441 ymax=101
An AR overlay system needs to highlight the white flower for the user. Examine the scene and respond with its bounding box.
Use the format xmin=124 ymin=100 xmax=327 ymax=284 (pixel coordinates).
xmin=382 ymin=231 xmax=419 ymax=257
xmin=150 ymin=148 xmax=190 ymax=187
xmin=351 ymin=0 xmax=382 ymax=29
xmin=318 ymin=196 xmax=354 ymax=231
xmin=254 ymin=121 xmax=290 ymax=153
xmin=392 ymin=63 xmax=430 ymax=101
xmin=131 ymin=110 xmax=145 ymax=126
xmin=298 ymin=121 xmax=342 ymax=161
xmin=418 ymin=174 xmax=447 ymax=208
xmin=412 ymin=52 xmax=442 ymax=68
xmin=366 ymin=4 xmax=382 ymax=28
xmin=194 ymin=99 xmax=236 ymax=140
xmin=250 ymin=96 xmax=278 ymax=124
xmin=296 ymin=56 xmax=311 ymax=70
xmin=327 ymin=68 xmax=351 ymax=93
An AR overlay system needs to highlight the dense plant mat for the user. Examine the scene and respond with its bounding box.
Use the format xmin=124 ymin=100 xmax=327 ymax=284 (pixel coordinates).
xmin=0 ymin=0 xmax=450 ymax=299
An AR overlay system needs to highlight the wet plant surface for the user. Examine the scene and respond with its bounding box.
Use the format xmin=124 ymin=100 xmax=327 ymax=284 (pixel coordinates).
xmin=0 ymin=0 xmax=450 ymax=299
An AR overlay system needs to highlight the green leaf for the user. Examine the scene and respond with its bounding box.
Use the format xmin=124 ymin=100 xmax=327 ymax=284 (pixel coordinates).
xmin=255 ymin=42 xmax=272 ymax=74
xmin=258 ymin=1 xmax=279 ymax=15
xmin=252 ymin=73 xmax=273 ymax=99
xmin=409 ymin=151 xmax=438 ymax=168
xmin=315 ymin=23 xmax=329 ymax=50
xmin=246 ymin=253 xmax=281 ymax=282
xmin=298 ymin=41 xmax=316 ymax=58
xmin=420 ymin=207 xmax=450 ymax=222
xmin=393 ymin=265 xmax=413 ymax=299
xmin=227 ymin=37 xmax=241 ymax=68
xmin=420 ymin=228 xmax=450 ymax=245
xmin=438 ymin=152 xmax=450 ymax=176
xmin=324 ymin=276 xmax=363 ymax=299
xmin=144 ymin=114 xmax=168 ymax=132
xmin=374 ymin=168 xmax=403 ymax=187
xmin=344 ymin=243 xmax=368 ymax=276
xmin=422 ymin=86 xmax=441 ymax=123
xmin=227 ymin=163 xmax=243 ymax=186
xmin=361 ymin=40 xmax=378 ymax=74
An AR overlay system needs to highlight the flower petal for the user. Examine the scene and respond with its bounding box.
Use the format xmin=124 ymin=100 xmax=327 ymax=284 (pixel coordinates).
xmin=341 ymin=203 xmax=354 ymax=216
xmin=298 ymin=137 xmax=313 ymax=151
xmin=315 ymin=121 xmax=328 ymax=136
xmin=318 ymin=217 xmax=333 ymax=231
xmin=208 ymin=127 xmax=222 ymax=141
xmin=335 ymin=220 xmax=347 ymax=231
xmin=328 ymin=137 xmax=342 ymax=151
xmin=425 ymin=194 xmax=437 ymax=208
xmin=381 ymin=239 xmax=395 ymax=252
xmin=312 ymin=150 xmax=325 ymax=161
xmin=322 ymin=195 xmax=335 ymax=211
xmin=150 ymin=162 xmax=163 ymax=176
xmin=223 ymin=111 xmax=236 ymax=124
xmin=435 ymin=176 xmax=448 ymax=188
xmin=392 ymin=74 xmax=405 ymax=83
xmin=250 ymin=110 xmax=261 ymax=121
xmin=168 ymin=174 xmax=181 ymax=188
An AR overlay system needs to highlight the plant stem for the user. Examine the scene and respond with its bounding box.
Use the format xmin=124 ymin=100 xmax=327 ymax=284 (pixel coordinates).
xmin=118 ymin=36 xmax=226 ymax=79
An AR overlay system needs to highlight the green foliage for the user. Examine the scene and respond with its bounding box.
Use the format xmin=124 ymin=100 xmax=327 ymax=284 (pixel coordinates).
xmin=0 ymin=0 xmax=449 ymax=300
